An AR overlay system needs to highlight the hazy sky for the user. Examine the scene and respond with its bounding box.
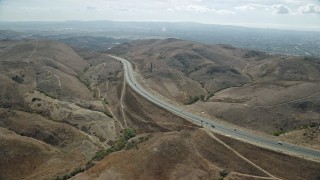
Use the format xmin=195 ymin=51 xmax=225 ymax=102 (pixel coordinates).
xmin=0 ymin=0 xmax=320 ymax=31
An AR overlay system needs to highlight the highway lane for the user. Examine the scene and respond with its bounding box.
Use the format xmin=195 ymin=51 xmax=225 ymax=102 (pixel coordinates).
xmin=109 ymin=55 xmax=320 ymax=160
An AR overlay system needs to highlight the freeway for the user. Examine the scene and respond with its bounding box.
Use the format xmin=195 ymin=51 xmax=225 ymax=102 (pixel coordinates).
xmin=109 ymin=55 xmax=320 ymax=160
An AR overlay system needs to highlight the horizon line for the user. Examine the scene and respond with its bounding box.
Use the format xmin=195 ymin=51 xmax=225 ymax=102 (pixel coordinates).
xmin=0 ymin=20 xmax=320 ymax=33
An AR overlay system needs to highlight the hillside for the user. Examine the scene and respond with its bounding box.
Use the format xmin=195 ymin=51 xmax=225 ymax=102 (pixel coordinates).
xmin=74 ymin=129 xmax=320 ymax=180
xmin=0 ymin=39 xmax=203 ymax=179
xmin=74 ymin=86 xmax=320 ymax=180
xmin=1 ymin=39 xmax=319 ymax=179
xmin=0 ymin=40 xmax=123 ymax=179
xmin=108 ymin=39 xmax=320 ymax=144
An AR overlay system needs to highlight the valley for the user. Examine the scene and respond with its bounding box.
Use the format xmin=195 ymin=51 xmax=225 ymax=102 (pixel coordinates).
xmin=0 ymin=38 xmax=319 ymax=180
xmin=108 ymin=39 xmax=320 ymax=147
xmin=1 ymin=0 xmax=320 ymax=178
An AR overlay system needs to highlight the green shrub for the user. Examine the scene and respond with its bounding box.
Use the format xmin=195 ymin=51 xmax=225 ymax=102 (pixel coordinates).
xmin=70 ymin=167 xmax=84 ymax=176
xmin=114 ymin=138 xmax=126 ymax=151
xmin=93 ymin=147 xmax=116 ymax=161
xmin=12 ymin=75 xmax=24 ymax=83
xmin=83 ymin=79 xmax=91 ymax=88
xmin=55 ymin=167 xmax=85 ymax=180
xmin=273 ymin=130 xmax=286 ymax=136
xmin=104 ymin=111 xmax=113 ymax=118
xmin=125 ymin=141 xmax=137 ymax=150
xmin=138 ymin=135 xmax=152 ymax=143
xmin=93 ymin=90 xmax=97 ymax=98
xmin=103 ymin=99 xmax=109 ymax=105
xmin=199 ymin=95 xmax=205 ymax=101
xmin=206 ymin=92 xmax=215 ymax=101
xmin=184 ymin=96 xmax=200 ymax=105
xmin=38 ymin=89 xmax=57 ymax=99
xmin=85 ymin=161 xmax=95 ymax=170
xmin=56 ymin=174 xmax=70 ymax=180
xmin=62 ymin=174 xmax=71 ymax=180
xmin=219 ymin=169 xmax=229 ymax=178
xmin=32 ymin=97 xmax=41 ymax=102
xmin=123 ymin=128 xmax=136 ymax=141
xmin=77 ymin=76 xmax=91 ymax=89
xmin=83 ymin=66 xmax=89 ymax=73
xmin=91 ymin=128 xmax=136 ymax=161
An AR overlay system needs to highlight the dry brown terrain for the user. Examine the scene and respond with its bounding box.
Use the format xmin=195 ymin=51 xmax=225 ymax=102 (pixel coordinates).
xmin=1 ymin=39 xmax=320 ymax=180
xmin=124 ymin=86 xmax=198 ymax=133
xmin=0 ymin=109 xmax=97 ymax=179
xmin=74 ymin=128 xmax=320 ymax=180
xmin=74 ymin=129 xmax=273 ymax=180
xmin=108 ymin=39 xmax=320 ymax=145
xmin=75 ymin=81 xmax=319 ymax=180
xmin=0 ymin=40 xmax=125 ymax=179
xmin=216 ymin=133 xmax=320 ymax=180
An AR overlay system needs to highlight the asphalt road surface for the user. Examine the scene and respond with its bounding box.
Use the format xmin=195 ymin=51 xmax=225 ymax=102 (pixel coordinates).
xmin=109 ymin=55 xmax=320 ymax=160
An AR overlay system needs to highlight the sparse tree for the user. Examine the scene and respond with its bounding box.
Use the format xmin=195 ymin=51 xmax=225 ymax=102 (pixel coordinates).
xmin=219 ymin=169 xmax=229 ymax=179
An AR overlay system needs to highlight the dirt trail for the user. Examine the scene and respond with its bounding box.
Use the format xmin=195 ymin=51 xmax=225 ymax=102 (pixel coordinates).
xmin=204 ymin=129 xmax=280 ymax=180
xmin=96 ymin=86 xmax=101 ymax=99
xmin=105 ymin=81 xmax=109 ymax=91
xmin=120 ymin=73 xmax=128 ymax=128
xmin=231 ymin=172 xmax=279 ymax=179
xmin=26 ymin=40 xmax=38 ymax=63
xmin=96 ymin=86 xmax=124 ymax=130
xmin=53 ymin=74 xmax=62 ymax=89
xmin=45 ymin=68 xmax=62 ymax=90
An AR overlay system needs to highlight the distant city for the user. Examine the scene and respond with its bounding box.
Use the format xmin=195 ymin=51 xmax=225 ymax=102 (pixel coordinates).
xmin=1 ymin=21 xmax=320 ymax=57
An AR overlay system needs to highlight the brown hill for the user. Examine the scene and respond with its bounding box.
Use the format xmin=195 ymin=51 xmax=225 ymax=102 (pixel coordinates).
xmin=74 ymin=77 xmax=320 ymax=180
xmin=74 ymin=129 xmax=320 ymax=180
xmin=0 ymin=40 xmax=123 ymax=179
xmin=74 ymin=129 xmax=267 ymax=179
xmin=108 ymin=39 xmax=320 ymax=141
xmin=0 ymin=109 xmax=97 ymax=179
xmin=109 ymin=39 xmax=252 ymax=98
xmin=1 ymin=38 xmax=319 ymax=180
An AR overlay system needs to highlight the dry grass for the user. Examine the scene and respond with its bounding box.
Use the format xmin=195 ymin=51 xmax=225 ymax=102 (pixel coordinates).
xmin=108 ymin=39 xmax=320 ymax=137
xmin=0 ymin=109 xmax=97 ymax=179
xmin=123 ymin=86 xmax=199 ymax=133
xmin=215 ymin=133 xmax=320 ymax=180
xmin=0 ymin=40 xmax=123 ymax=179
xmin=2 ymin=39 xmax=320 ymax=180
xmin=75 ymin=129 xmax=273 ymax=180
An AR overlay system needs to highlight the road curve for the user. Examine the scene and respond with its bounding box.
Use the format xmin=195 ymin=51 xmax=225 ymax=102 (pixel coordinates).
xmin=109 ymin=55 xmax=320 ymax=161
